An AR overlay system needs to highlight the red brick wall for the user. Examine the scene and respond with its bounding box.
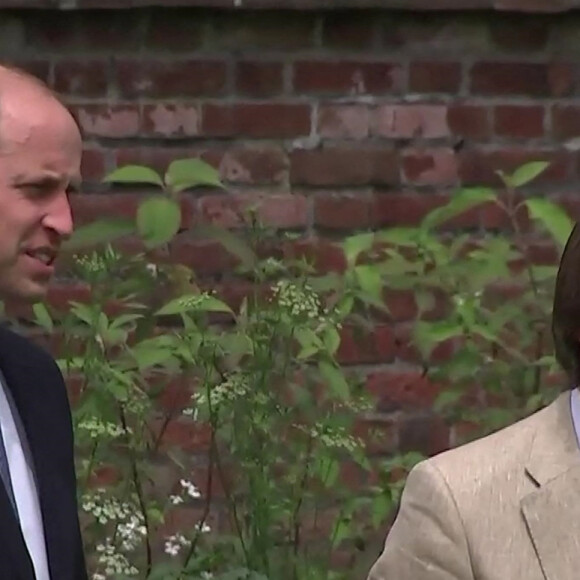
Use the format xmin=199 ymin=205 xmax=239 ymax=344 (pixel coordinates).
xmin=7 ymin=7 xmax=580 ymax=456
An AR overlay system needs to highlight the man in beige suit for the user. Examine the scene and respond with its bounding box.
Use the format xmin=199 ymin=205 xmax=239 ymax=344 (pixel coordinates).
xmin=367 ymin=224 xmax=580 ymax=580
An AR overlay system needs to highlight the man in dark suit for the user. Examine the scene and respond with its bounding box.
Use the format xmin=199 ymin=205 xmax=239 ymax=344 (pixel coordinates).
xmin=0 ymin=65 xmax=87 ymax=579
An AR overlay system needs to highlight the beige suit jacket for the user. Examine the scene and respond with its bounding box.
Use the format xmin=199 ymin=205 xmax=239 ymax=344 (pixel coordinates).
xmin=367 ymin=391 xmax=580 ymax=580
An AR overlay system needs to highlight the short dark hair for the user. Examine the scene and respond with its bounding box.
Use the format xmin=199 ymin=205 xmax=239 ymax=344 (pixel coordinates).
xmin=552 ymin=222 xmax=580 ymax=387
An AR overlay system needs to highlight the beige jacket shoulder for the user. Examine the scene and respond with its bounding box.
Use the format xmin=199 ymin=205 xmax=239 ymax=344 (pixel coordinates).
xmin=367 ymin=391 xmax=580 ymax=580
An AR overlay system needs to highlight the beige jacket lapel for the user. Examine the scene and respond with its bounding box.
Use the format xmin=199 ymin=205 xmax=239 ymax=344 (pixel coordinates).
xmin=521 ymin=391 xmax=580 ymax=580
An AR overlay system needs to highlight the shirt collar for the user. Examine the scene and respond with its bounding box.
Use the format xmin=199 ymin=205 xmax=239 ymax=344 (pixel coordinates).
xmin=570 ymin=388 xmax=580 ymax=448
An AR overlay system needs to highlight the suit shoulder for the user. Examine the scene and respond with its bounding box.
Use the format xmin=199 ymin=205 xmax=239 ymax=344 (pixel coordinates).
xmin=0 ymin=323 xmax=60 ymax=370
xmin=426 ymin=402 xmax=554 ymax=485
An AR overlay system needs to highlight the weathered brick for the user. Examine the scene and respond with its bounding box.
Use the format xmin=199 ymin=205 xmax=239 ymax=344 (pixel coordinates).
xmin=116 ymin=60 xmax=227 ymax=98
xmin=409 ymin=62 xmax=462 ymax=94
xmin=218 ymin=146 xmax=289 ymax=185
xmin=142 ymin=104 xmax=201 ymax=137
xmin=372 ymin=192 xmax=448 ymax=227
xmin=202 ymin=103 xmax=311 ymax=138
xmin=394 ymin=323 xmax=459 ymax=364
xmin=322 ymin=12 xmax=377 ymax=49
xmin=447 ymin=104 xmax=491 ymax=140
xmin=144 ymin=8 xmax=206 ymax=51
xmin=494 ymin=105 xmax=545 ymax=139
xmin=488 ymin=15 xmax=550 ymax=52
xmin=398 ymin=413 xmax=450 ymax=456
xmin=290 ymin=148 xmax=400 ymax=186
xmin=70 ymin=193 xmax=196 ymax=229
xmin=381 ymin=13 xmax=491 ymax=54
xmin=74 ymin=105 xmax=141 ymax=138
xmin=284 ymin=238 xmax=346 ymax=274
xmin=293 ymin=60 xmax=404 ymax=95
xmin=552 ymin=105 xmax=580 ymax=140
xmin=80 ymin=148 xmax=107 ymax=183
xmin=372 ymin=104 xmax=450 ymax=139
xmin=169 ymin=237 xmax=239 ymax=276
xmin=200 ymin=193 xmax=308 ymax=229
xmin=24 ymin=12 xmax=80 ymax=51
xmin=114 ymin=148 xmax=194 ymax=174
xmin=152 ymin=419 xmax=212 ymax=453
xmin=470 ymin=62 xmax=569 ymax=97
xmin=402 ymin=148 xmax=459 ymax=186
xmin=235 ymin=61 xmax=285 ymax=96
xmin=53 ymin=60 xmax=108 ymax=98
xmin=366 ymin=370 xmax=441 ymax=413
xmin=458 ymin=148 xmax=571 ymax=186
xmin=77 ymin=11 xmax=144 ymax=51
xmin=207 ymin=11 xmax=315 ymax=50
xmin=354 ymin=416 xmax=398 ymax=455
xmin=313 ymin=193 xmax=372 ymax=230
xmin=317 ymin=105 xmax=370 ymax=139
xmin=9 ymin=59 xmax=50 ymax=84
xmin=337 ymin=324 xmax=396 ymax=366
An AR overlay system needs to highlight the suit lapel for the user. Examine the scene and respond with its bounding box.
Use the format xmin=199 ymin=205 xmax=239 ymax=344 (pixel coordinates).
xmin=521 ymin=391 xmax=580 ymax=580
xmin=0 ymin=325 xmax=76 ymax=580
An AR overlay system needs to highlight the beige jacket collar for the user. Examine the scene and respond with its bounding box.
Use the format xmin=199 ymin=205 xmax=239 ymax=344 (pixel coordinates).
xmin=522 ymin=391 xmax=580 ymax=580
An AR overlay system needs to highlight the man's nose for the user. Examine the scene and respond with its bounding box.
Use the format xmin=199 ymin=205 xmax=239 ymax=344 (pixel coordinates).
xmin=42 ymin=190 xmax=74 ymax=240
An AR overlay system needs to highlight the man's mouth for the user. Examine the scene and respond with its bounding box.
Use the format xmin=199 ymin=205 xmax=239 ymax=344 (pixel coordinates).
xmin=24 ymin=248 xmax=57 ymax=266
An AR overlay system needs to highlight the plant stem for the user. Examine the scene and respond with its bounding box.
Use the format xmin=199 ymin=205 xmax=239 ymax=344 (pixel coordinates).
xmin=120 ymin=406 xmax=153 ymax=575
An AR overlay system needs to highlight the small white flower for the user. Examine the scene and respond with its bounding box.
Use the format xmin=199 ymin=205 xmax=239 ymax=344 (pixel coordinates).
xmin=170 ymin=495 xmax=183 ymax=505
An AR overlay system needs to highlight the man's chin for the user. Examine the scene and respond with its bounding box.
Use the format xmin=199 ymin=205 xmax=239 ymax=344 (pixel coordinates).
xmin=0 ymin=280 xmax=50 ymax=306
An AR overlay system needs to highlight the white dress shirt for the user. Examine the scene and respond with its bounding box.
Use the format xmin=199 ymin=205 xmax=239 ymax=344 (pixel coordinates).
xmin=0 ymin=375 xmax=50 ymax=580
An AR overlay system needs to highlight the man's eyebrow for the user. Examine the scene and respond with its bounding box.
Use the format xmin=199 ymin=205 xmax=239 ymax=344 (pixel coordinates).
xmin=12 ymin=172 xmax=82 ymax=190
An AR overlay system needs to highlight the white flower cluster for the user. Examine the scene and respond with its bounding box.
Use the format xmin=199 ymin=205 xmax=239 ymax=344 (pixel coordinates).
xmin=298 ymin=424 xmax=362 ymax=452
xmin=261 ymin=257 xmax=285 ymax=276
xmin=169 ymin=479 xmax=202 ymax=505
xmin=74 ymin=253 xmax=107 ymax=275
xmin=181 ymin=478 xmax=201 ymax=499
xmin=81 ymin=490 xmax=144 ymax=532
xmin=177 ymin=293 xmax=213 ymax=310
xmin=164 ymin=532 xmax=190 ymax=557
xmin=194 ymin=373 xmax=250 ymax=408
xmin=272 ymin=280 xmax=322 ymax=320
xmin=78 ymin=418 xmax=132 ymax=440
xmin=95 ymin=538 xmax=139 ymax=577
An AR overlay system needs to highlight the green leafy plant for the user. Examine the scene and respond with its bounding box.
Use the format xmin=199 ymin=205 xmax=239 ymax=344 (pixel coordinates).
xmin=12 ymin=157 xmax=571 ymax=580
xmin=25 ymin=159 xmax=409 ymax=580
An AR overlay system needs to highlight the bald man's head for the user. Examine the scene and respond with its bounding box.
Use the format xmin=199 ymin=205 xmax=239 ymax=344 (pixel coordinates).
xmin=0 ymin=64 xmax=82 ymax=302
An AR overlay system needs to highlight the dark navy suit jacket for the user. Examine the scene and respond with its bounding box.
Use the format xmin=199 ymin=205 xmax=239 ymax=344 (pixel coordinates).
xmin=0 ymin=324 xmax=87 ymax=579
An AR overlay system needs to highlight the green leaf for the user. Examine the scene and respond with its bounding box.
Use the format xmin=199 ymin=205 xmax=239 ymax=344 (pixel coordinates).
xmin=510 ymin=161 xmax=549 ymax=188
xmin=295 ymin=327 xmax=322 ymax=360
xmin=525 ymin=198 xmax=574 ymax=247
xmin=191 ymin=224 xmax=257 ymax=270
xmin=165 ymin=158 xmax=223 ymax=193
xmin=104 ymin=165 xmax=163 ymax=187
xmin=155 ymin=294 xmax=232 ymax=317
xmin=137 ymin=197 xmax=181 ymax=247
xmin=109 ymin=313 xmax=144 ymax=331
xmin=343 ymin=232 xmax=375 ymax=266
xmin=322 ymin=326 xmax=341 ymax=356
xmin=132 ymin=346 xmax=175 ymax=372
xmin=376 ymin=227 xmax=420 ymax=246
xmin=69 ymin=302 xmax=96 ymax=326
xmin=318 ymin=361 xmax=349 ymax=400
xmin=64 ymin=218 xmax=136 ymax=250
xmin=421 ymin=187 xmax=497 ymax=230
xmin=354 ymin=265 xmax=383 ymax=301
xmin=32 ymin=303 xmax=53 ymax=333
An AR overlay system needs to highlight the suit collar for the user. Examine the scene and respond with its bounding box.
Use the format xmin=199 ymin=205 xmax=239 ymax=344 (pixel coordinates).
xmin=524 ymin=390 xmax=579 ymax=486
xmin=521 ymin=390 xmax=580 ymax=580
